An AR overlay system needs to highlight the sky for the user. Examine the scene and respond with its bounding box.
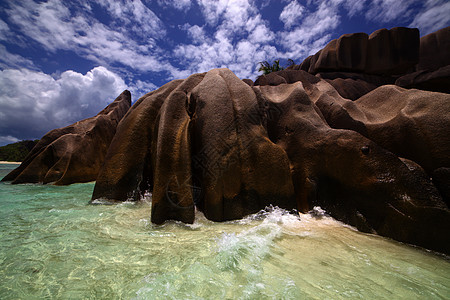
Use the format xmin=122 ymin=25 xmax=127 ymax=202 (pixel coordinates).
xmin=0 ymin=0 xmax=449 ymax=145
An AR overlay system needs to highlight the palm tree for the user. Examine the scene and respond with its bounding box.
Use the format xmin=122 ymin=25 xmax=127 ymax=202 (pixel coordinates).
xmin=258 ymin=59 xmax=295 ymax=75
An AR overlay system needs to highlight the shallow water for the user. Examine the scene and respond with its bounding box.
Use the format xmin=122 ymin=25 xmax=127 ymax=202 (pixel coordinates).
xmin=0 ymin=163 xmax=449 ymax=299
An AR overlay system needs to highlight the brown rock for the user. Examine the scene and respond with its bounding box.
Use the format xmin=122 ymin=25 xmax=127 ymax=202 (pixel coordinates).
xmin=2 ymin=90 xmax=131 ymax=185
xmin=417 ymin=26 xmax=450 ymax=71
xmin=242 ymin=78 xmax=254 ymax=86
xmin=255 ymin=82 xmax=449 ymax=253
xmin=336 ymin=32 xmax=368 ymax=72
xmin=432 ymin=167 xmax=450 ymax=206
xmin=310 ymin=82 xmax=450 ymax=173
xmin=254 ymin=72 xmax=287 ymax=86
xmin=396 ymin=65 xmax=450 ymax=93
xmin=93 ymin=70 xmax=295 ymax=223
xmin=190 ymin=69 xmax=295 ymax=221
xmin=302 ymin=27 xmax=419 ymax=76
xmin=314 ymin=39 xmax=339 ymax=73
xmin=365 ymin=27 xmax=419 ymax=75
xmin=91 ymin=68 xmax=449 ymax=253
xmin=299 ymin=55 xmax=312 ymax=71
xmin=322 ymin=77 xmax=377 ymax=100
xmin=91 ymin=79 xmax=185 ymax=203
xmin=316 ymin=72 xmax=396 ymax=100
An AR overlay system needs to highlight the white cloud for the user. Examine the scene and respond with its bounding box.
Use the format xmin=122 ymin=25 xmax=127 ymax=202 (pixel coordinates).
xmin=157 ymin=0 xmax=191 ymax=10
xmin=0 ymin=135 xmax=20 ymax=146
xmin=279 ymin=1 xmax=305 ymax=29
xmin=410 ymin=0 xmax=450 ymax=35
xmin=128 ymin=80 xmax=158 ymax=99
xmin=248 ymin=23 xmax=275 ymax=43
xmin=0 ymin=67 xmax=127 ymax=142
xmin=181 ymin=24 xmax=208 ymax=44
xmin=365 ymin=0 xmax=417 ymax=23
xmin=196 ymin=0 xmax=230 ymax=25
xmin=174 ymin=0 xmax=279 ymax=79
xmin=0 ymin=19 xmax=10 ymax=41
xmin=96 ymin=0 xmax=166 ymax=39
xmin=0 ymin=45 xmax=36 ymax=70
xmin=280 ymin=1 xmax=340 ymax=59
xmin=4 ymin=0 xmax=186 ymax=80
xmin=343 ymin=0 xmax=366 ymax=17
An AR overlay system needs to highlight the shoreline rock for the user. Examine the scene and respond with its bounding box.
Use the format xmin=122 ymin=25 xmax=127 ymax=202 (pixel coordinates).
xmin=2 ymin=90 xmax=131 ymax=185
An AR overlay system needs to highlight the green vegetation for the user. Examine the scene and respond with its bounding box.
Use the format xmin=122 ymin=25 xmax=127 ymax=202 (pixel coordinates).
xmin=258 ymin=59 xmax=295 ymax=75
xmin=0 ymin=140 xmax=39 ymax=162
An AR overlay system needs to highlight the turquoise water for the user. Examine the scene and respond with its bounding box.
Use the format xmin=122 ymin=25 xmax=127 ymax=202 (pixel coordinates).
xmin=0 ymin=163 xmax=449 ymax=299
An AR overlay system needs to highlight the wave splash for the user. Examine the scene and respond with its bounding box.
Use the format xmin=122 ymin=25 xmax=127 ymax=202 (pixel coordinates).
xmin=135 ymin=206 xmax=305 ymax=299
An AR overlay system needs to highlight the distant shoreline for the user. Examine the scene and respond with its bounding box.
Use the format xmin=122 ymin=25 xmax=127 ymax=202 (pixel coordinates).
xmin=0 ymin=161 xmax=21 ymax=164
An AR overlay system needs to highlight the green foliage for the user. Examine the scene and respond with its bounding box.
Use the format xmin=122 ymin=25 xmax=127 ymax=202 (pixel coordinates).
xmin=0 ymin=140 xmax=39 ymax=162
xmin=258 ymin=59 xmax=295 ymax=75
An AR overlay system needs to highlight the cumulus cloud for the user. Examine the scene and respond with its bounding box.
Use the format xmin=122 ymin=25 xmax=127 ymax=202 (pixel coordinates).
xmin=196 ymin=0 xmax=230 ymax=26
xmin=279 ymin=0 xmax=305 ymax=29
xmin=410 ymin=0 xmax=450 ymax=35
xmin=181 ymin=24 xmax=208 ymax=44
xmin=280 ymin=1 xmax=341 ymax=59
xmin=174 ymin=0 xmax=278 ymax=79
xmin=0 ymin=67 xmax=127 ymax=143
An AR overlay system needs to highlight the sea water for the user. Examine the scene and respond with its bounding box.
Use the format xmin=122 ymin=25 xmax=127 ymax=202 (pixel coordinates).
xmin=0 ymin=163 xmax=449 ymax=299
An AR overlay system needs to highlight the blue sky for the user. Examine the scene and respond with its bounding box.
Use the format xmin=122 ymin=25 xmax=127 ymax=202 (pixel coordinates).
xmin=0 ymin=0 xmax=449 ymax=145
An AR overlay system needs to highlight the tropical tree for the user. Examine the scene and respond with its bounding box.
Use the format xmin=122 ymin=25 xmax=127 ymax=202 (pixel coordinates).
xmin=258 ymin=59 xmax=295 ymax=75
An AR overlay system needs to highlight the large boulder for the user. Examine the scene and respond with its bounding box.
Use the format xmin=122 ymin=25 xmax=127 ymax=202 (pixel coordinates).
xmin=288 ymin=72 xmax=450 ymax=205
xmin=305 ymin=27 xmax=419 ymax=76
xmin=255 ymin=82 xmax=449 ymax=253
xmin=2 ymin=90 xmax=131 ymax=185
xmin=293 ymin=27 xmax=440 ymax=100
xmin=365 ymin=27 xmax=419 ymax=75
xmin=189 ymin=69 xmax=295 ymax=221
xmin=92 ymin=68 xmax=450 ymax=254
xmin=91 ymin=80 xmax=184 ymax=202
xmin=417 ymin=26 xmax=450 ymax=71
xmin=395 ymin=26 xmax=450 ymax=93
xmin=92 ymin=69 xmax=295 ymax=223
xmin=312 ymin=83 xmax=450 ymax=174
xmin=395 ymin=66 xmax=450 ymax=93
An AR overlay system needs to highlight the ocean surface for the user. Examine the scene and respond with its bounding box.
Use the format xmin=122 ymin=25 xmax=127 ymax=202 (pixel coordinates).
xmin=0 ymin=163 xmax=449 ymax=299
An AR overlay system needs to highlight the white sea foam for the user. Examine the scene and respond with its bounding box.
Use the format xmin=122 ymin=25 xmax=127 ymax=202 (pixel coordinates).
xmin=90 ymin=198 xmax=113 ymax=205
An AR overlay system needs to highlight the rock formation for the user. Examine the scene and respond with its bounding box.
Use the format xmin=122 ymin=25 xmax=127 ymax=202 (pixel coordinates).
xmin=2 ymin=90 xmax=131 ymax=185
xmin=4 ymin=26 xmax=450 ymax=254
xmin=91 ymin=63 xmax=450 ymax=253
xmin=284 ymin=26 xmax=450 ymax=99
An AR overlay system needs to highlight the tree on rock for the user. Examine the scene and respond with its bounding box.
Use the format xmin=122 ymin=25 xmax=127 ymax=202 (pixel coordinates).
xmin=258 ymin=59 xmax=294 ymax=75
